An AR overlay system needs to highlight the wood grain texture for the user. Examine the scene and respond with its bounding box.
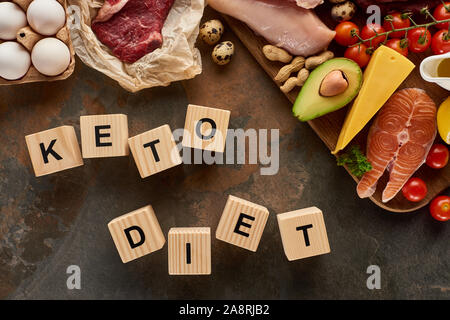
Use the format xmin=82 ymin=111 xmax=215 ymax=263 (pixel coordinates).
xmin=0 ymin=0 xmax=75 ymax=86
xmin=128 ymin=124 xmax=182 ymax=178
xmin=222 ymin=14 xmax=450 ymax=213
xmin=216 ymin=195 xmax=269 ymax=252
xmin=277 ymin=207 xmax=330 ymax=261
xmin=182 ymin=104 xmax=231 ymax=152
xmin=25 ymin=125 xmax=83 ymax=177
xmin=168 ymin=227 xmax=211 ymax=275
xmin=80 ymin=114 xmax=129 ymax=158
xmin=108 ymin=205 xmax=165 ymax=264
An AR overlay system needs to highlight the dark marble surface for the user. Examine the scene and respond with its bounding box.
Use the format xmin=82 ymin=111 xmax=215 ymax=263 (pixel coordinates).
xmin=0 ymin=10 xmax=449 ymax=300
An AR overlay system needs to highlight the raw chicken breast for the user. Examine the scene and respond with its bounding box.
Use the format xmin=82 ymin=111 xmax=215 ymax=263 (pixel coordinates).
xmin=357 ymin=88 xmax=437 ymax=203
xmin=94 ymin=0 xmax=130 ymax=22
xmin=208 ymin=0 xmax=335 ymax=56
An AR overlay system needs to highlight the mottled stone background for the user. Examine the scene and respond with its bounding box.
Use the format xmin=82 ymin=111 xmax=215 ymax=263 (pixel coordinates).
xmin=0 ymin=10 xmax=449 ymax=300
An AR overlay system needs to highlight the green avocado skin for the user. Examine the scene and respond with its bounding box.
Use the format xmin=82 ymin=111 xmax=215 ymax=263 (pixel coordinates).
xmin=292 ymin=58 xmax=363 ymax=122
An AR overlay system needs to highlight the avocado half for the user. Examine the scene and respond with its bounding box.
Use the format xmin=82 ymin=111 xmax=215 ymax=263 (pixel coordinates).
xmin=293 ymin=58 xmax=362 ymax=122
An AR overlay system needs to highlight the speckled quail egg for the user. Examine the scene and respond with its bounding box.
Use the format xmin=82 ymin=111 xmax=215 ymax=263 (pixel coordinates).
xmin=0 ymin=42 xmax=31 ymax=80
xmin=199 ymin=19 xmax=224 ymax=45
xmin=27 ymin=0 xmax=66 ymax=36
xmin=32 ymin=38 xmax=70 ymax=76
xmin=331 ymin=1 xmax=357 ymax=22
xmin=212 ymin=41 xmax=234 ymax=66
xmin=0 ymin=2 xmax=27 ymax=40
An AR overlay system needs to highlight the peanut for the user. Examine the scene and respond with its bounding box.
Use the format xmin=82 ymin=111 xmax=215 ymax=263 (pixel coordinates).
xmin=274 ymin=56 xmax=305 ymax=82
xmin=262 ymin=45 xmax=292 ymax=63
xmin=280 ymin=68 xmax=310 ymax=93
xmin=305 ymin=51 xmax=334 ymax=70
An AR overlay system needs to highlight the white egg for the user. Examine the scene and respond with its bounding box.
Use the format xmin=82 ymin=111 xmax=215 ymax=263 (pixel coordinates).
xmin=0 ymin=2 xmax=27 ymax=40
xmin=27 ymin=0 xmax=66 ymax=36
xmin=0 ymin=42 xmax=31 ymax=80
xmin=32 ymin=38 xmax=70 ymax=76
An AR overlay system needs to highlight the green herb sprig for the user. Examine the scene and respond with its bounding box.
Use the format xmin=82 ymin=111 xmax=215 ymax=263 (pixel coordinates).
xmin=337 ymin=145 xmax=372 ymax=178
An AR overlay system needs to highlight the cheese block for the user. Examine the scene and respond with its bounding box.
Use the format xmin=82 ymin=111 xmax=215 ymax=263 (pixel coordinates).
xmin=332 ymin=46 xmax=415 ymax=154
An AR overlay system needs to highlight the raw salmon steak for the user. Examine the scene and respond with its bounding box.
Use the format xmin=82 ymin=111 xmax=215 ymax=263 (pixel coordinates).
xmin=357 ymin=88 xmax=437 ymax=203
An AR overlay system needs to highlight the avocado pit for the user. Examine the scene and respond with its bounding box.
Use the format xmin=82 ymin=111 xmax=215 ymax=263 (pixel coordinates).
xmin=319 ymin=70 xmax=349 ymax=97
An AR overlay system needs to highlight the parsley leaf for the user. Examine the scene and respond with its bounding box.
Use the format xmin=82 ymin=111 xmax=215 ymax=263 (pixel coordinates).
xmin=337 ymin=145 xmax=372 ymax=178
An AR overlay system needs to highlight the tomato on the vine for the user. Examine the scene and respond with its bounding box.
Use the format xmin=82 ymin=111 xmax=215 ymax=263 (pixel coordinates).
xmin=426 ymin=144 xmax=449 ymax=169
xmin=431 ymin=29 xmax=450 ymax=55
xmin=402 ymin=177 xmax=427 ymax=202
xmin=361 ymin=23 xmax=386 ymax=48
xmin=407 ymin=27 xmax=432 ymax=53
xmin=386 ymin=38 xmax=408 ymax=56
xmin=382 ymin=12 xmax=411 ymax=38
xmin=434 ymin=2 xmax=450 ymax=30
xmin=429 ymin=195 xmax=450 ymax=221
xmin=344 ymin=44 xmax=371 ymax=68
xmin=334 ymin=21 xmax=360 ymax=46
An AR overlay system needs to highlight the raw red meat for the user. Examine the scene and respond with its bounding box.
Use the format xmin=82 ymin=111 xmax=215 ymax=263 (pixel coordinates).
xmin=92 ymin=0 xmax=175 ymax=63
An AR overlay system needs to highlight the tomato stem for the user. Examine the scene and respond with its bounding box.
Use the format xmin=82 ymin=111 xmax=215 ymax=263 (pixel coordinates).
xmin=350 ymin=8 xmax=450 ymax=48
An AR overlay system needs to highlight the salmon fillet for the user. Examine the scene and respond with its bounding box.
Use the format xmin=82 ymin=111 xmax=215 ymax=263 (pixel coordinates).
xmin=357 ymin=88 xmax=437 ymax=203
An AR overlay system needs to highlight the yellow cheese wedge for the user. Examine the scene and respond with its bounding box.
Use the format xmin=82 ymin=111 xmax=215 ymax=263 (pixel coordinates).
xmin=332 ymin=46 xmax=415 ymax=154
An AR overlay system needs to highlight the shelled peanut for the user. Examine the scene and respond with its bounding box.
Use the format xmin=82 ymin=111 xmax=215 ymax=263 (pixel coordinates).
xmin=263 ymin=45 xmax=334 ymax=93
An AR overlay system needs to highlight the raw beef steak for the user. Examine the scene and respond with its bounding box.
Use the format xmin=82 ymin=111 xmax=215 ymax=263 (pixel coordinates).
xmin=92 ymin=0 xmax=175 ymax=63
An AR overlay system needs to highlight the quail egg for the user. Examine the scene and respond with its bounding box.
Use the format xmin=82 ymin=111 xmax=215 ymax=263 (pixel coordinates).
xmin=212 ymin=41 xmax=234 ymax=66
xmin=199 ymin=19 xmax=224 ymax=45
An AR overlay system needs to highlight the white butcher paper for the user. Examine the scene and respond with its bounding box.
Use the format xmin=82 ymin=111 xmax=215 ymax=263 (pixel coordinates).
xmin=68 ymin=0 xmax=205 ymax=92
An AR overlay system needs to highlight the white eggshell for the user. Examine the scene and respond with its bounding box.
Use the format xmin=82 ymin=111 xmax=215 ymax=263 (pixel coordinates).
xmin=32 ymin=38 xmax=70 ymax=76
xmin=0 ymin=2 xmax=27 ymax=40
xmin=0 ymin=42 xmax=31 ymax=80
xmin=27 ymin=0 xmax=66 ymax=36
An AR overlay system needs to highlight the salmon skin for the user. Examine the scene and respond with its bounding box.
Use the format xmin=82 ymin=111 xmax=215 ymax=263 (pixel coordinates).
xmin=357 ymin=88 xmax=437 ymax=203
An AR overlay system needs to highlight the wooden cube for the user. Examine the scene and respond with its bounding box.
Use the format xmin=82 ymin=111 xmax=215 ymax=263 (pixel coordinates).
xmin=277 ymin=207 xmax=331 ymax=261
xmin=182 ymin=104 xmax=230 ymax=153
xmin=25 ymin=126 xmax=83 ymax=177
xmin=80 ymin=114 xmax=129 ymax=158
xmin=128 ymin=124 xmax=182 ymax=178
xmin=216 ymin=195 xmax=269 ymax=252
xmin=108 ymin=205 xmax=165 ymax=263
xmin=168 ymin=227 xmax=211 ymax=275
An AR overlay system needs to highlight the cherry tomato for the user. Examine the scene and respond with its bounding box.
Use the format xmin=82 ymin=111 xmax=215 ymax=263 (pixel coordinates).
xmin=434 ymin=2 xmax=450 ymax=30
xmin=430 ymin=195 xmax=450 ymax=221
xmin=344 ymin=44 xmax=371 ymax=68
xmin=383 ymin=12 xmax=411 ymax=38
xmin=386 ymin=38 xmax=409 ymax=56
xmin=407 ymin=27 xmax=432 ymax=53
xmin=426 ymin=144 xmax=449 ymax=169
xmin=334 ymin=21 xmax=360 ymax=46
xmin=431 ymin=29 xmax=450 ymax=55
xmin=361 ymin=23 xmax=386 ymax=48
xmin=402 ymin=177 xmax=428 ymax=202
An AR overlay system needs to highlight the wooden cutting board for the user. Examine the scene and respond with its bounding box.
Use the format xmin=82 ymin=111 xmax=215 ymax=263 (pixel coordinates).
xmin=222 ymin=10 xmax=450 ymax=213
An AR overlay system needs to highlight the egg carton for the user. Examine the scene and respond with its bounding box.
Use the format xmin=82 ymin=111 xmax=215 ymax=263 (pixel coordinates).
xmin=0 ymin=0 xmax=75 ymax=86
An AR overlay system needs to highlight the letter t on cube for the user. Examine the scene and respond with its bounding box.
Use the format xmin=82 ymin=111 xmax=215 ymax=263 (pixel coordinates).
xmin=108 ymin=205 xmax=165 ymax=263
xmin=277 ymin=207 xmax=331 ymax=261
xmin=216 ymin=195 xmax=269 ymax=252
